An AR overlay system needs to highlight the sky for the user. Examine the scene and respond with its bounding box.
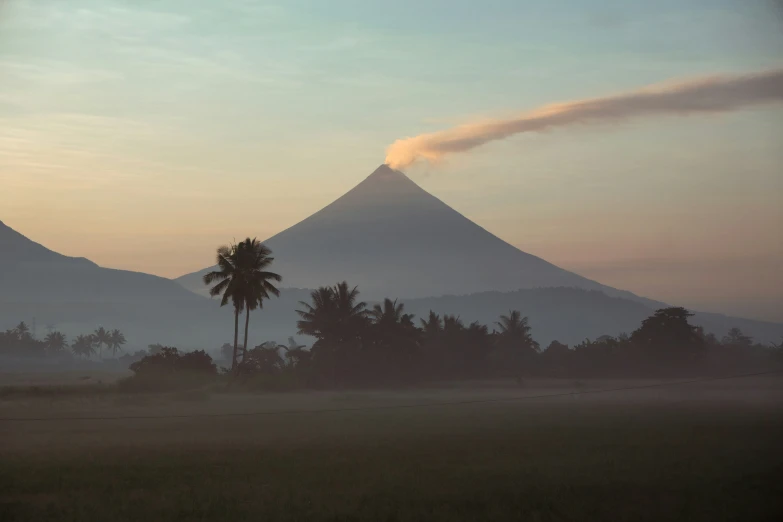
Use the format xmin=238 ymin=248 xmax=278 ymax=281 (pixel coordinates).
xmin=0 ymin=0 xmax=782 ymax=321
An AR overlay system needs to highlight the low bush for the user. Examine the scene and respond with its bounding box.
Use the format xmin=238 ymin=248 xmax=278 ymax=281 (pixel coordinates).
xmin=119 ymin=347 xmax=217 ymax=392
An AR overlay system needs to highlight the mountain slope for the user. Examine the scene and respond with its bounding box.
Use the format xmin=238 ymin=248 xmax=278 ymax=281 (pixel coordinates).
xmin=178 ymin=164 xmax=659 ymax=306
xmin=0 ymin=220 xmax=207 ymax=303
xmin=0 ymin=219 xmax=228 ymax=348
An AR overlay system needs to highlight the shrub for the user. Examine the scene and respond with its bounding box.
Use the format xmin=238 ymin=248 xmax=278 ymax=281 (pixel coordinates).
xmin=239 ymin=343 xmax=284 ymax=376
xmin=121 ymin=347 xmax=217 ymax=392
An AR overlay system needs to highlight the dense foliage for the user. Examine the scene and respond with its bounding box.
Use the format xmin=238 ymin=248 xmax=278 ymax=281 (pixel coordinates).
xmin=3 ymin=292 xmax=781 ymax=389
xmin=290 ymin=288 xmax=782 ymax=386
xmin=120 ymin=347 xmax=217 ymax=391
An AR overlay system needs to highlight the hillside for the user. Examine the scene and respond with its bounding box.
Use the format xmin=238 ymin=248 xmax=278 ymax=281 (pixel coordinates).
xmin=0 ymin=219 xmax=227 ymax=349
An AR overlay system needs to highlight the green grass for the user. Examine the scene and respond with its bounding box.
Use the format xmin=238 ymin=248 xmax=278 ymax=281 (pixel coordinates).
xmin=1 ymin=399 xmax=781 ymax=521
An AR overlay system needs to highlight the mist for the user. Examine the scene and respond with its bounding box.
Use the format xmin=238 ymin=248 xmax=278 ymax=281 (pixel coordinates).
xmin=385 ymin=67 xmax=783 ymax=169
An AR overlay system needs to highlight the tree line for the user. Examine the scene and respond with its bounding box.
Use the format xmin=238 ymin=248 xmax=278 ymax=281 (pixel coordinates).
xmin=194 ymin=238 xmax=782 ymax=388
xmin=0 ymin=323 xmax=126 ymax=360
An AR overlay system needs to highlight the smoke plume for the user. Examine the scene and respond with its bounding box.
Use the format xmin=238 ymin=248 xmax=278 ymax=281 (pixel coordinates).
xmin=385 ymin=68 xmax=783 ymax=169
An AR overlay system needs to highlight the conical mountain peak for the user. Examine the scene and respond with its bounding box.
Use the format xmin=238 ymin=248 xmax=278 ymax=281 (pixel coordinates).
xmin=367 ymin=163 xmax=408 ymax=181
xmin=352 ymin=163 xmax=421 ymax=192
xmin=320 ymin=164 xmax=436 ymax=213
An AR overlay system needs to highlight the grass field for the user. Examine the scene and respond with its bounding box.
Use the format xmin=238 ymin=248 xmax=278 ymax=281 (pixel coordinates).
xmin=1 ymin=376 xmax=782 ymax=521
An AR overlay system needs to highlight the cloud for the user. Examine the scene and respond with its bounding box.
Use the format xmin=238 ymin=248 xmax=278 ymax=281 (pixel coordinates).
xmin=385 ymin=67 xmax=783 ymax=169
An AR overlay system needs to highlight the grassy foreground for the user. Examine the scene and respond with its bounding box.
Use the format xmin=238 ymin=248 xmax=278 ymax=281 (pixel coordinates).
xmin=1 ymin=386 xmax=782 ymax=521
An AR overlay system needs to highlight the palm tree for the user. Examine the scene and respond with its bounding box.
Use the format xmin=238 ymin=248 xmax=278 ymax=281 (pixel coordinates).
xmin=371 ymin=298 xmax=417 ymax=340
xmin=493 ymin=310 xmax=539 ymax=377
xmin=203 ymin=239 xmax=281 ymax=374
xmin=71 ymin=334 xmax=96 ymax=358
xmin=442 ymin=314 xmax=465 ymax=334
xmin=242 ymin=341 xmax=285 ymax=375
xmin=44 ymin=331 xmax=68 ymax=355
xmin=296 ymin=286 xmax=337 ymax=339
xmin=368 ymin=298 xmax=420 ymax=380
xmin=280 ymin=336 xmax=309 ymax=369
xmin=14 ymin=321 xmax=29 ymax=339
xmin=93 ymin=327 xmax=111 ymax=360
xmin=109 ymin=329 xmax=127 ymax=357
xmin=235 ymin=239 xmax=282 ymax=366
xmin=495 ymin=310 xmax=539 ymax=353
xmin=331 ymin=281 xmax=369 ymax=340
xmin=371 ymin=298 xmax=406 ymax=324
xmin=419 ymin=310 xmax=444 ymax=375
xmin=420 ymin=311 xmax=443 ymax=339
xmin=296 ymin=282 xmax=367 ymax=385
xmin=204 ymin=242 xmax=245 ymax=373
xmin=296 ymin=282 xmax=368 ymax=343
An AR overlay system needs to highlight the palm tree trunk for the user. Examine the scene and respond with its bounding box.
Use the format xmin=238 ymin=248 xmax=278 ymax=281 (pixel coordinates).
xmin=232 ymin=307 xmax=240 ymax=374
xmin=241 ymin=308 xmax=251 ymax=369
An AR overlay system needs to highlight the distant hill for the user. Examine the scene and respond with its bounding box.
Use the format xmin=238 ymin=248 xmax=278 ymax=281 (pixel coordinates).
xmin=208 ymin=286 xmax=783 ymax=348
xmin=401 ymin=288 xmax=783 ymax=347
xmin=1 ymin=219 xmax=205 ymax=304
xmin=0 ymin=219 xmax=228 ymax=349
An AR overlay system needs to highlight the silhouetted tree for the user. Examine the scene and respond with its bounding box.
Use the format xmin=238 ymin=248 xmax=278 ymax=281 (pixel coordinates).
xmin=234 ymin=238 xmax=282 ymax=367
xmin=241 ymin=342 xmax=285 ymax=376
xmin=630 ymin=307 xmax=705 ymax=370
xmin=92 ymin=327 xmax=110 ymax=360
xmin=722 ymin=327 xmax=753 ymax=348
xmin=15 ymin=321 xmax=30 ymax=338
xmin=296 ymin=282 xmax=368 ymax=344
xmin=493 ymin=310 xmax=539 ymax=376
xmin=71 ymin=334 xmax=96 ymax=358
xmin=280 ymin=337 xmax=310 ymax=370
xmin=109 ymin=329 xmax=126 ymax=357
xmin=296 ymin=282 xmax=368 ymax=385
xmin=366 ymin=298 xmax=420 ymax=382
xmin=44 ymin=331 xmax=68 ymax=355
xmin=421 ymin=314 xmax=494 ymax=378
xmin=127 ymin=347 xmax=217 ymax=390
xmin=203 ymin=241 xmax=247 ymax=373
xmin=418 ymin=311 xmax=444 ymax=376
xmin=420 ymin=311 xmax=442 ymax=340
xmin=541 ymin=340 xmax=571 ymax=375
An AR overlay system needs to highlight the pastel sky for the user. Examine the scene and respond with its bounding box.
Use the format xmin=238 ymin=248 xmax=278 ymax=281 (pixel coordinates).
xmin=1 ymin=0 xmax=782 ymax=321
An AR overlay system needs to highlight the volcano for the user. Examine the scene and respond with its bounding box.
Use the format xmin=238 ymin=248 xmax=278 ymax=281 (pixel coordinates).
xmin=178 ymin=164 xmax=652 ymax=303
